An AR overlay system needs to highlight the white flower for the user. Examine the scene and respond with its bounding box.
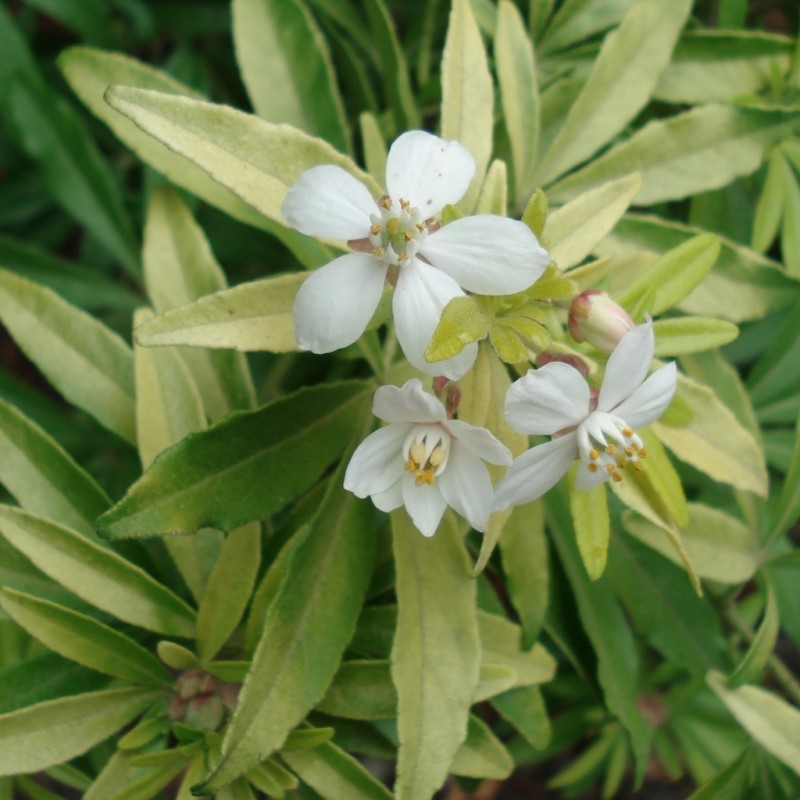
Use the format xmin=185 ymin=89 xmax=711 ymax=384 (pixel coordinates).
xmin=282 ymin=130 xmax=550 ymax=379
xmin=344 ymin=379 xmax=512 ymax=536
xmin=493 ymin=321 xmax=677 ymax=511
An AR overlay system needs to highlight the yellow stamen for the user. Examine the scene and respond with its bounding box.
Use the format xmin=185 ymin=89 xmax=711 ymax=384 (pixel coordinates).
xmin=606 ymin=464 xmax=617 ymax=475
xmin=605 ymin=444 xmax=617 ymax=455
xmin=623 ymin=427 xmax=634 ymax=438
xmin=638 ymin=449 xmax=648 ymax=459
xmin=612 ymin=472 xmax=623 ymax=483
xmin=370 ymin=223 xmax=381 ymax=235
xmin=589 ymin=448 xmax=600 ymax=461
xmin=587 ymin=463 xmax=598 ymax=473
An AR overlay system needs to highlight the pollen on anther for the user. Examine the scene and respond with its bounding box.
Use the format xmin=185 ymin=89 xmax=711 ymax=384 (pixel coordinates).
xmin=624 ymin=446 xmax=635 ymax=457
xmin=605 ymin=444 xmax=617 ymax=455
xmin=623 ymin=427 xmax=634 ymax=437
xmin=372 ymin=247 xmax=384 ymax=256
xmin=380 ymin=197 xmax=392 ymax=209
xmin=638 ymin=449 xmax=648 ymax=459
xmin=370 ymin=223 xmax=381 ymax=235
xmin=612 ymin=473 xmax=623 ymax=483
xmin=606 ymin=464 xmax=617 ymax=474
xmin=632 ymin=461 xmax=644 ymax=472
xmin=589 ymin=448 xmax=600 ymax=460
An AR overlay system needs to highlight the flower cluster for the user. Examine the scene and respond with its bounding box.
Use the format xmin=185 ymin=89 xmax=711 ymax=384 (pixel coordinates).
xmin=283 ymin=130 xmax=677 ymax=537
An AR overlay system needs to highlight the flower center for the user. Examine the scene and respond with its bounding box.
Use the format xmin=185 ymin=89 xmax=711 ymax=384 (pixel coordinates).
xmin=575 ymin=411 xmax=647 ymax=483
xmin=402 ymin=424 xmax=450 ymax=487
xmin=368 ymin=195 xmax=429 ymax=267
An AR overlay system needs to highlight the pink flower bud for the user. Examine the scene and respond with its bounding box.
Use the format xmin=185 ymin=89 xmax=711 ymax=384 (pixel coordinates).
xmin=568 ymin=290 xmax=634 ymax=354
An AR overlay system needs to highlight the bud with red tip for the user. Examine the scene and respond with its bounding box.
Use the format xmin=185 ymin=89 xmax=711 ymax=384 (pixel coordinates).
xmin=568 ymin=290 xmax=634 ymax=354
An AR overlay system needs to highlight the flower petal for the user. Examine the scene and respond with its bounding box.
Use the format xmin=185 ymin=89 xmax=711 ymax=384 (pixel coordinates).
xmin=612 ymin=362 xmax=677 ymax=430
xmin=393 ymin=259 xmax=477 ymax=379
xmin=437 ymin=442 xmax=493 ymax=531
xmin=492 ymin=433 xmax=577 ymax=511
xmin=573 ymin=463 xmax=610 ymax=491
xmin=344 ymin=423 xmax=412 ymax=498
xmin=598 ymin=320 xmax=654 ymax=412
xmin=293 ymin=252 xmax=387 ymax=353
xmin=372 ymin=379 xmax=446 ymax=424
xmin=373 ymin=480 xmax=404 ymax=512
xmin=419 ymin=216 xmax=550 ymax=295
xmin=505 ymin=363 xmax=590 ymax=436
xmin=385 ymin=131 xmax=474 ymax=217
xmin=401 ymin=474 xmax=448 ymax=537
xmin=443 ymin=419 xmax=512 ymax=466
xmin=282 ymin=165 xmax=375 ymax=240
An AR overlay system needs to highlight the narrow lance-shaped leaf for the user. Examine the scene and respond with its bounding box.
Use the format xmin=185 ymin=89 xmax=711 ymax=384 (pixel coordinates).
xmin=197 ymin=462 xmax=375 ymax=791
xmin=104 ymin=85 xmax=379 ymax=229
xmin=0 ymin=268 xmax=135 ymax=444
xmin=233 ymin=0 xmax=350 ymax=153
xmin=134 ymin=273 xmax=306 ymax=355
xmin=391 ymin=511 xmax=480 ymax=800
xmin=143 ymin=187 xmax=255 ymax=419
xmin=135 ymin=307 xmax=223 ymax=603
xmin=538 ymin=0 xmax=692 ymax=186
xmin=195 ymin=522 xmax=262 ymax=663
xmin=58 ymin=46 xmax=331 ymax=268
xmin=568 ymin=468 xmax=610 ymax=581
xmin=441 ymin=0 xmax=494 ymax=212
xmin=707 ymin=672 xmax=800 ymax=777
xmin=449 ymin=715 xmax=514 ymax=780
xmin=281 ymin=735 xmax=393 ymax=800
xmin=546 ymin=487 xmax=651 ymax=781
xmin=97 ymin=380 xmax=373 ymax=539
xmin=8 ymin=74 xmax=139 ymax=275
xmin=549 ymin=105 xmax=800 ymax=206
xmin=729 ymin=576 xmax=780 ymax=688
xmin=0 ymin=505 xmax=196 ymax=638
xmin=545 ymin=173 xmax=642 ymax=271
xmin=0 ymin=589 xmax=172 ymax=688
xmin=652 ymin=317 xmax=739 ymax=357
xmin=0 ymin=398 xmax=110 ymax=538
xmin=495 ymin=0 xmax=539 ymax=205
xmin=0 ymin=687 xmax=159 ymax=777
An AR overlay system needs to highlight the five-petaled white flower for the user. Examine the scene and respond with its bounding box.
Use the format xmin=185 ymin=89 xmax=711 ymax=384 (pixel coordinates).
xmin=493 ymin=321 xmax=677 ymax=511
xmin=344 ymin=379 xmax=512 ymax=537
xmin=283 ymin=130 xmax=550 ymax=379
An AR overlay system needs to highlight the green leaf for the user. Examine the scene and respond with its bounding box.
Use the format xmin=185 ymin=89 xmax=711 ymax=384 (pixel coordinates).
xmin=391 ymin=511 xmax=480 ymax=800
xmin=654 ymin=372 xmax=768 ymax=497
xmin=499 ymin=500 xmax=548 ymax=649
xmin=198 ymin=472 xmax=375 ymax=791
xmin=622 ymin=502 xmax=759 ymax=585
xmin=607 ymin=536 xmax=729 ymax=676
xmin=546 ymin=487 xmax=650 ymax=780
xmin=424 ymin=296 xmax=489 ymax=362
xmin=598 ymin=213 xmax=799 ymax=322
xmin=58 ymin=47 xmax=332 ymax=267
xmin=615 ymin=233 xmax=721 ymax=317
xmin=495 ymin=0 xmax=539 ymax=204
xmin=7 ymin=75 xmax=139 ymax=275
xmin=316 ymin=660 xmax=516 ymax=720
xmin=0 ymin=589 xmax=172 ymax=688
xmin=21 ymin=0 xmax=115 ymax=46
xmin=104 ymin=85 xmax=378 ymax=229
xmin=538 ymin=0 xmax=692 ymax=185
xmin=654 ymin=30 xmax=794 ymax=104
xmin=143 ymin=186 xmax=255 ymax=419
xmin=768 ymin=406 xmax=800 ymax=544
xmin=97 ymin=380 xmax=372 ymax=539
xmin=540 ymin=0 xmax=635 ymax=54
xmin=450 ymin=715 xmax=514 ymax=780
xmin=0 ymin=687 xmax=158 ymax=777
xmin=0 ymin=268 xmax=135 ymax=444
xmin=134 ymin=307 xmax=224 ymax=603
xmin=0 ymin=505 xmax=196 ymax=637
xmin=729 ymin=577 xmax=780 ymax=688
xmin=0 ymin=233 xmax=139 ymax=312
xmin=233 ymin=0 xmax=349 ymax=153
xmin=474 ymin=159 xmax=508 ymax=215
xmin=135 ymin=273 xmax=306 ymax=354
xmin=0 ymin=397 xmax=110 ymax=538
xmin=281 ymin=735 xmax=392 ymax=800
xmin=652 ymin=317 xmax=739 ymax=356
xmin=363 ymin=0 xmax=419 ymax=132
xmin=545 ymin=173 xmax=642 ymax=271
xmin=708 ymin=672 xmax=800 ymax=777
xmin=549 ymin=105 xmax=800 ymax=205
xmin=568 ymin=470 xmax=610 ymax=580
xmin=196 ymin=523 xmax=262 ymax=663
xmin=491 ymin=685 xmax=551 ymax=750
xmin=441 ymin=0 xmax=494 ymax=211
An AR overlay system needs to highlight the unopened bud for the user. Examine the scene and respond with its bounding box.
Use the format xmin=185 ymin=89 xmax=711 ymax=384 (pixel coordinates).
xmin=568 ymin=290 xmax=634 ymax=354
